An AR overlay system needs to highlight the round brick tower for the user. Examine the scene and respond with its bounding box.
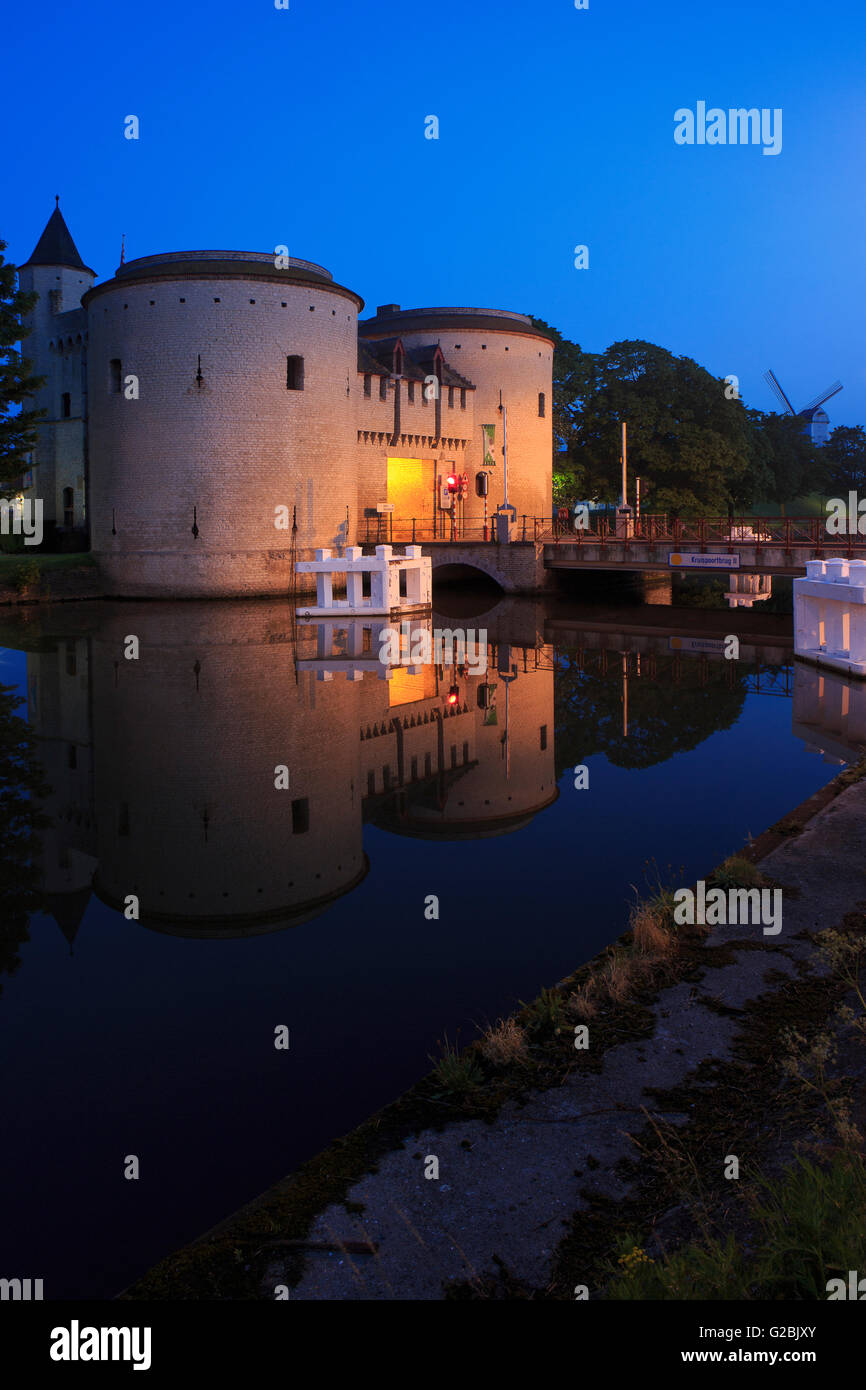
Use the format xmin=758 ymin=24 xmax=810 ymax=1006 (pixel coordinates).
xmin=85 ymin=250 xmax=363 ymax=597
xmin=88 ymin=604 xmax=368 ymax=935
xmin=359 ymin=306 xmax=554 ymax=526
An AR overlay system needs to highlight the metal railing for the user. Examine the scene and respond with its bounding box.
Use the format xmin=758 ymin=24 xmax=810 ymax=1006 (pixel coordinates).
xmin=548 ymin=515 xmax=866 ymax=554
xmin=359 ymin=515 xmax=552 ymax=544
xmin=358 ymin=514 xmax=866 ymax=553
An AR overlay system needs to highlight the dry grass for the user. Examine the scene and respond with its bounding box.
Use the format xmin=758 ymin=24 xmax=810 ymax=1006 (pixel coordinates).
xmin=600 ymin=948 xmax=647 ymax=1003
xmin=480 ymin=1017 xmax=529 ymax=1066
xmin=630 ymin=900 xmax=675 ymax=957
xmin=565 ymin=983 xmax=599 ymax=1021
xmin=628 ymin=883 xmax=680 ymax=958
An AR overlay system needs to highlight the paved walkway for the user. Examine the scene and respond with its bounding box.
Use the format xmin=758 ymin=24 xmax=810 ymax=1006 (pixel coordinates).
xmin=277 ymin=779 xmax=866 ymax=1300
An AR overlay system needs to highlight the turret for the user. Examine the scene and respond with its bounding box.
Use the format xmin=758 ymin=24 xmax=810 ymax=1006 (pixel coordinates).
xmin=16 ymin=200 xmax=95 ymax=538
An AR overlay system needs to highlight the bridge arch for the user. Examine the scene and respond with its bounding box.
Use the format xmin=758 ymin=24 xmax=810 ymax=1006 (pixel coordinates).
xmin=423 ymin=541 xmax=545 ymax=594
xmin=430 ymin=557 xmax=505 ymax=592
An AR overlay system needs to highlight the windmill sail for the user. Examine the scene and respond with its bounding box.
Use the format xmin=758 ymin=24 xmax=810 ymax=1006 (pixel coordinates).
xmin=763 ymin=369 xmax=796 ymax=415
xmin=800 ymin=381 xmax=843 ymax=413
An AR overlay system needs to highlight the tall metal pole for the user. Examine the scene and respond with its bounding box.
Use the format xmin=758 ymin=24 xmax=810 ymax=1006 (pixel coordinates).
xmin=500 ymin=392 xmax=509 ymax=507
xmin=621 ymin=421 xmax=627 ymax=509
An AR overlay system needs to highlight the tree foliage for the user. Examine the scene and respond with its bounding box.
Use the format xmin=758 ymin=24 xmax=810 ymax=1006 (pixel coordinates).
xmin=0 ymin=681 xmax=50 ymax=996
xmin=0 ymin=240 xmax=44 ymax=490
xmin=821 ymin=425 xmax=866 ymax=495
xmin=750 ymin=409 xmax=820 ymax=504
xmin=553 ymin=648 xmax=747 ymax=773
xmin=529 ymin=318 xmax=856 ymax=515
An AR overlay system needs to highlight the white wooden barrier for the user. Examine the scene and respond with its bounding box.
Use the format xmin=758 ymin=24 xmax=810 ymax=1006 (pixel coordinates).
xmin=794 ymin=558 xmax=866 ymax=678
xmin=725 ymin=573 xmax=773 ymax=608
xmin=295 ymin=617 xmax=430 ymax=681
xmin=792 ymin=662 xmax=866 ymax=764
xmin=295 ymin=544 xmax=432 ymax=618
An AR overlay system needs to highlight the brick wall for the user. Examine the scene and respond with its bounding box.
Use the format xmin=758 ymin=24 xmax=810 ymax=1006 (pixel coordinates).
xmin=88 ymin=263 xmax=362 ymax=597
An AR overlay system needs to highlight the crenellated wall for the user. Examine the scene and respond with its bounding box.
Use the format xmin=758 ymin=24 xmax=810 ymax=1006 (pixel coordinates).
xmin=19 ymin=210 xmax=554 ymax=595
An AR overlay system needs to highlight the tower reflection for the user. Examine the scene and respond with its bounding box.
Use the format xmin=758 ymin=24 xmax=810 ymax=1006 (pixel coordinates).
xmin=27 ymin=605 xmax=556 ymax=937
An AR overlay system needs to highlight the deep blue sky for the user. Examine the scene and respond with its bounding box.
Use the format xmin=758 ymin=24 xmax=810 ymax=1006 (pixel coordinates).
xmin=7 ymin=0 xmax=865 ymax=424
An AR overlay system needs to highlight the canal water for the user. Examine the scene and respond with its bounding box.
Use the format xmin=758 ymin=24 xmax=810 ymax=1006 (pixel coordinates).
xmin=0 ymin=582 xmax=858 ymax=1297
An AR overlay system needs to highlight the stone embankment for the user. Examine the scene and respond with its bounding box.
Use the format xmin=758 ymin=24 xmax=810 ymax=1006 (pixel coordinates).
xmin=0 ymin=556 xmax=101 ymax=604
xmin=123 ymin=761 xmax=866 ymax=1301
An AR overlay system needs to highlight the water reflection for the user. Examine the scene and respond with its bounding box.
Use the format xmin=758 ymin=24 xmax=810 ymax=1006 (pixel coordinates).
xmin=22 ymin=605 xmax=556 ymax=938
xmin=725 ymin=573 xmax=774 ymax=608
xmin=2 ymin=597 xmax=861 ymax=950
xmin=792 ymin=662 xmax=866 ymax=765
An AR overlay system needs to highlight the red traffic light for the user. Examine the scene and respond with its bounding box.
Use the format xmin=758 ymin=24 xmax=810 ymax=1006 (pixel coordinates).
xmin=446 ymin=474 xmax=458 ymax=493
xmin=447 ymin=684 xmax=459 ymax=705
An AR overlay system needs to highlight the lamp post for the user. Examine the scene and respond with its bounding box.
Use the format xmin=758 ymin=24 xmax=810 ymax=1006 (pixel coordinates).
xmin=499 ymin=391 xmax=509 ymax=506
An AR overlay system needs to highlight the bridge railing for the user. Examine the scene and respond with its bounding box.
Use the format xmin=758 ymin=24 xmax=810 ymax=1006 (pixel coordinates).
xmin=549 ymin=515 xmax=866 ymax=552
xmin=359 ymin=515 xmax=552 ymax=544
xmin=356 ymin=515 xmax=862 ymax=550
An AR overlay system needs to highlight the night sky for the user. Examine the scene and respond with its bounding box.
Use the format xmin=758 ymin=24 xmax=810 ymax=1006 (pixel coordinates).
xmin=7 ymin=0 xmax=866 ymax=424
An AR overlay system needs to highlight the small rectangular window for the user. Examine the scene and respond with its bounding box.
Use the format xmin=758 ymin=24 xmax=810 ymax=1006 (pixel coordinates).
xmin=540 ymin=724 xmax=548 ymax=750
xmin=538 ymin=392 xmax=546 ymax=418
xmin=448 ymin=386 xmax=454 ymax=408
xmin=291 ymin=797 xmax=310 ymax=833
xmin=463 ymin=741 xmax=469 ymax=763
xmin=367 ymin=770 xmax=375 ymax=795
xmin=110 ymin=359 xmax=122 ymax=393
xmin=286 ymin=356 xmax=304 ymax=390
xmin=61 ymin=392 xmax=71 ymax=418
xmin=63 ymin=487 xmax=74 ymax=528
xmin=407 ymin=380 xmax=415 ymax=403
xmin=379 ymin=375 xmax=387 ymax=401
xmin=399 ymin=569 xmax=408 ymax=597
xmin=460 ymin=388 xmax=466 ymax=409
xmin=364 ymin=373 xmax=372 ymax=397
xmin=362 ymin=627 xmax=372 ymax=653
xmin=362 ymin=570 xmax=372 ymax=597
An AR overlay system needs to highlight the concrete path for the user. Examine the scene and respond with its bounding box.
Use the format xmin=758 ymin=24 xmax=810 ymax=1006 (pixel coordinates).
xmin=275 ymin=778 xmax=866 ymax=1300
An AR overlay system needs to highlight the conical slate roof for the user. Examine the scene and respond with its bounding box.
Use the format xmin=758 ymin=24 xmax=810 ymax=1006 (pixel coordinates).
xmin=44 ymin=886 xmax=92 ymax=952
xmin=23 ymin=200 xmax=95 ymax=275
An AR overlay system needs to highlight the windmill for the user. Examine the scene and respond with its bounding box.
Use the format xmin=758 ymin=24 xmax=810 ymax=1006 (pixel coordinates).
xmin=764 ymin=370 xmax=843 ymax=447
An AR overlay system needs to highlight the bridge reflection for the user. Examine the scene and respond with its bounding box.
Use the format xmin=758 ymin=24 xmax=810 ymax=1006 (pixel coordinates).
xmin=8 ymin=597 xmax=860 ymax=943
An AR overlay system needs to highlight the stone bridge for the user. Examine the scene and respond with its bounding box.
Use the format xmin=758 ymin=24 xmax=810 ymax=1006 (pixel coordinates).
xmin=419 ymin=540 xmax=548 ymax=594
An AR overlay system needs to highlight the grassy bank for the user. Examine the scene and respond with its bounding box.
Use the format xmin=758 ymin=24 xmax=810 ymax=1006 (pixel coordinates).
xmin=121 ymin=756 xmax=866 ymax=1301
xmin=0 ymin=553 xmax=98 ymax=600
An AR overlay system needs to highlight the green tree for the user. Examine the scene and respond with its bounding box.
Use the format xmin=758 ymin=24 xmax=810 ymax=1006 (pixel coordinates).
xmin=821 ymin=425 xmax=866 ymax=495
xmin=529 ymin=316 xmax=599 ymax=503
xmin=0 ymin=241 xmax=44 ymax=490
xmin=553 ymin=645 xmax=748 ymax=773
xmin=0 ymin=681 xmax=50 ymax=997
xmin=752 ymin=410 xmax=820 ymax=505
xmin=568 ymin=340 xmax=768 ymax=517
